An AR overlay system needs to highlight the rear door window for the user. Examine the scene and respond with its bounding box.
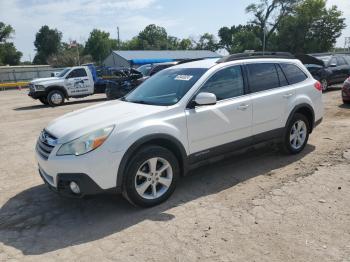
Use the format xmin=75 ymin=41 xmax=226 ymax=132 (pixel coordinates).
xmin=246 ymin=63 xmax=280 ymax=93
xmin=280 ymin=63 xmax=307 ymax=85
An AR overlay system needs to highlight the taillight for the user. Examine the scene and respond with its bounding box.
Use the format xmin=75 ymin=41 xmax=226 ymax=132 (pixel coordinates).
xmin=314 ymin=81 xmax=322 ymax=91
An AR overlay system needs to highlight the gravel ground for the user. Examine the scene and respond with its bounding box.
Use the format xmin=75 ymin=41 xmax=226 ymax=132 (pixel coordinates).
xmin=0 ymin=88 xmax=350 ymax=262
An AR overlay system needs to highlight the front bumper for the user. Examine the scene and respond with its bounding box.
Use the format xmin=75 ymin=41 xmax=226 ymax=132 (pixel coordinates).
xmin=28 ymin=89 xmax=46 ymax=99
xmin=39 ymin=168 xmax=108 ymax=197
xmin=36 ymin=142 xmax=124 ymax=197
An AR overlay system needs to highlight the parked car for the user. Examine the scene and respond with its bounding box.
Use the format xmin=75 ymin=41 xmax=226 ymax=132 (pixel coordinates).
xmin=308 ymin=54 xmax=350 ymax=91
xmin=342 ymin=77 xmax=350 ymax=104
xmin=36 ymin=52 xmax=323 ymax=207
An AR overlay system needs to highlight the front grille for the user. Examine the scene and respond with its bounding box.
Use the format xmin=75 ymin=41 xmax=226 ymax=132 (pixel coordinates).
xmin=36 ymin=130 xmax=57 ymax=160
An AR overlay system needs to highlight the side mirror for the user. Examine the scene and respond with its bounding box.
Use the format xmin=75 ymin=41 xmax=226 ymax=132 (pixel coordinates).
xmin=194 ymin=92 xmax=217 ymax=106
xmin=330 ymin=63 xmax=337 ymax=67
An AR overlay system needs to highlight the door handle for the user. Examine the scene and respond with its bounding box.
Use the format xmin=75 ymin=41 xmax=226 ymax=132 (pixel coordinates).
xmin=237 ymin=104 xmax=249 ymax=110
xmin=283 ymin=93 xmax=293 ymax=99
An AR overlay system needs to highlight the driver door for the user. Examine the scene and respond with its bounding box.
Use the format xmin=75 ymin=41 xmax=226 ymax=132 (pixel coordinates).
xmin=66 ymin=68 xmax=90 ymax=96
xmin=186 ymin=65 xmax=252 ymax=158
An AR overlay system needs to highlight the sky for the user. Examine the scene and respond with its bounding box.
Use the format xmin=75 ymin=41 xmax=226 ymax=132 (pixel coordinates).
xmin=0 ymin=0 xmax=349 ymax=62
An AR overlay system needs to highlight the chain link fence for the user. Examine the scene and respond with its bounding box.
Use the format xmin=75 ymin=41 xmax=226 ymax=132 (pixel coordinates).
xmin=0 ymin=66 xmax=65 ymax=83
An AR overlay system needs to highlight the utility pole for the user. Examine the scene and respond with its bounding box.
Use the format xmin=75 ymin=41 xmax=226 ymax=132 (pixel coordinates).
xmin=263 ymin=25 xmax=267 ymax=55
xmin=117 ymin=26 xmax=120 ymax=50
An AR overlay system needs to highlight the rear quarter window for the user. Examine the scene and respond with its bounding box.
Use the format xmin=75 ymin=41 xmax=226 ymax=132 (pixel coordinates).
xmin=280 ymin=63 xmax=308 ymax=85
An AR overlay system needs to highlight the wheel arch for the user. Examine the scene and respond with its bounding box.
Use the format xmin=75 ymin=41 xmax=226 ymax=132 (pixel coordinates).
xmin=286 ymin=103 xmax=315 ymax=133
xmin=46 ymin=86 xmax=69 ymax=98
xmin=116 ymin=134 xmax=189 ymax=192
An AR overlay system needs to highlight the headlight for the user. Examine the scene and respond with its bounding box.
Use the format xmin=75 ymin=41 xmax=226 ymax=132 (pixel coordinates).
xmin=35 ymin=85 xmax=45 ymax=91
xmin=56 ymin=126 xmax=114 ymax=156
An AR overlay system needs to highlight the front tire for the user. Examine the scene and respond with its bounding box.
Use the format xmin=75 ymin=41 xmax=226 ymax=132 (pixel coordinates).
xmin=47 ymin=90 xmax=65 ymax=106
xmin=122 ymin=145 xmax=179 ymax=207
xmin=281 ymin=113 xmax=310 ymax=154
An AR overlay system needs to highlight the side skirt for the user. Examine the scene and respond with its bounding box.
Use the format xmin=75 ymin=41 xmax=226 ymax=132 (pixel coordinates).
xmin=186 ymin=128 xmax=284 ymax=171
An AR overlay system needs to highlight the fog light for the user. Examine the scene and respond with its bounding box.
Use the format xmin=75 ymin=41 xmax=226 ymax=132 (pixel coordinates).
xmin=69 ymin=181 xmax=80 ymax=194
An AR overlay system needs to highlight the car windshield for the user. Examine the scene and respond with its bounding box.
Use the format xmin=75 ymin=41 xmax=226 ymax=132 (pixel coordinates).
xmin=57 ymin=68 xmax=71 ymax=77
xmin=124 ymin=68 xmax=207 ymax=106
xmin=137 ymin=64 xmax=152 ymax=76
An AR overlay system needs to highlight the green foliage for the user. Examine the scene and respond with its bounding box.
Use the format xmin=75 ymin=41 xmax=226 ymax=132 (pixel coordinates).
xmin=218 ymin=25 xmax=261 ymax=53
xmin=277 ymin=0 xmax=346 ymax=53
xmin=137 ymin=24 xmax=168 ymax=50
xmin=246 ymin=0 xmax=300 ymax=50
xmin=0 ymin=22 xmax=14 ymax=43
xmin=0 ymin=42 xmax=22 ymax=65
xmin=33 ymin=25 xmax=62 ymax=64
xmin=194 ymin=33 xmax=218 ymax=51
xmin=48 ymin=43 xmax=92 ymax=67
xmin=84 ymin=29 xmax=114 ymax=63
xmin=0 ymin=22 xmax=22 ymax=65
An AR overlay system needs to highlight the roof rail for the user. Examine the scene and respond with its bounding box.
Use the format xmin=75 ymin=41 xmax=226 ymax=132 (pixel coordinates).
xmin=216 ymin=52 xmax=295 ymax=63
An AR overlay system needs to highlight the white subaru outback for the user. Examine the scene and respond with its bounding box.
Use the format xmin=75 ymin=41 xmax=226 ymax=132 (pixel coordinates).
xmin=36 ymin=53 xmax=323 ymax=207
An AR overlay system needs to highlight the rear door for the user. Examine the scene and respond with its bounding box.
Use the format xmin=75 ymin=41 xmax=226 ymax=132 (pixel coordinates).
xmin=246 ymin=62 xmax=297 ymax=141
xmin=65 ymin=68 xmax=91 ymax=96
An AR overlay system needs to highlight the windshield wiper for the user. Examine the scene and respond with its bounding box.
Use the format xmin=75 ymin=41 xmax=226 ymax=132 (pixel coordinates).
xmin=127 ymin=99 xmax=153 ymax=105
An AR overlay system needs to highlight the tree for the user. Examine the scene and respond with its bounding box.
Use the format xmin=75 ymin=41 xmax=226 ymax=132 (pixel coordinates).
xmin=84 ymin=29 xmax=113 ymax=63
xmin=138 ymin=24 xmax=168 ymax=50
xmin=0 ymin=22 xmax=22 ymax=65
xmin=48 ymin=42 xmax=92 ymax=67
xmin=179 ymin=38 xmax=193 ymax=50
xmin=218 ymin=25 xmax=261 ymax=53
xmin=0 ymin=22 xmax=14 ymax=43
xmin=33 ymin=25 xmax=62 ymax=64
xmin=246 ymin=0 xmax=299 ymax=50
xmin=194 ymin=33 xmax=218 ymax=51
xmin=0 ymin=43 xmax=22 ymax=65
xmin=277 ymin=0 xmax=346 ymax=53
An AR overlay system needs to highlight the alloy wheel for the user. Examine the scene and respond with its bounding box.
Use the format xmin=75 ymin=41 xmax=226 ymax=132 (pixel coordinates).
xmin=289 ymin=120 xmax=307 ymax=150
xmin=134 ymin=157 xmax=173 ymax=200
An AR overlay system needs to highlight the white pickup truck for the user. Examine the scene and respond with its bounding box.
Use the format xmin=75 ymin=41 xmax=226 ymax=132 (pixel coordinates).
xmin=28 ymin=65 xmax=106 ymax=106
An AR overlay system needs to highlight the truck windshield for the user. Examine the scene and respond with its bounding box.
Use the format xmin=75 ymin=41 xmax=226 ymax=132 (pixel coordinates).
xmin=125 ymin=68 xmax=207 ymax=106
xmin=57 ymin=68 xmax=71 ymax=78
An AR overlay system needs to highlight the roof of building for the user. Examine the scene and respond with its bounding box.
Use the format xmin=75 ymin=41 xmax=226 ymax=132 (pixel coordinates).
xmin=112 ymin=50 xmax=221 ymax=61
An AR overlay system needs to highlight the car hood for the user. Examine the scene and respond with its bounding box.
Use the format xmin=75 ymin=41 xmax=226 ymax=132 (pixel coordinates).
xmin=46 ymin=100 xmax=168 ymax=143
xmin=295 ymin=54 xmax=325 ymax=67
xmin=30 ymin=77 xmax=62 ymax=85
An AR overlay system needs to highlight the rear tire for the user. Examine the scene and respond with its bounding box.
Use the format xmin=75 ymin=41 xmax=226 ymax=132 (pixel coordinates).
xmin=281 ymin=113 xmax=310 ymax=154
xmin=122 ymin=145 xmax=179 ymax=207
xmin=321 ymin=79 xmax=328 ymax=92
xmin=39 ymin=97 xmax=49 ymax=105
xmin=47 ymin=90 xmax=65 ymax=106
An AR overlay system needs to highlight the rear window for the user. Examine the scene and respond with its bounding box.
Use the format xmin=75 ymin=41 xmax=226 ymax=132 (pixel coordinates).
xmin=246 ymin=63 xmax=280 ymax=93
xmin=280 ymin=63 xmax=307 ymax=85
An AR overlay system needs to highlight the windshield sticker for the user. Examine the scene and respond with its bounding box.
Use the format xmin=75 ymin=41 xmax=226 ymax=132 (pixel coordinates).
xmin=175 ymin=75 xmax=193 ymax=81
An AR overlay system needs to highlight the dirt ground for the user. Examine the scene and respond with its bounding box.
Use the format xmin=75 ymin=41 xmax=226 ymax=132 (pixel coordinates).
xmin=0 ymin=88 xmax=350 ymax=262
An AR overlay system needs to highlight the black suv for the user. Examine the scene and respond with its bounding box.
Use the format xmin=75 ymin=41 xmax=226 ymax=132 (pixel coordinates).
xmin=307 ymin=54 xmax=350 ymax=91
